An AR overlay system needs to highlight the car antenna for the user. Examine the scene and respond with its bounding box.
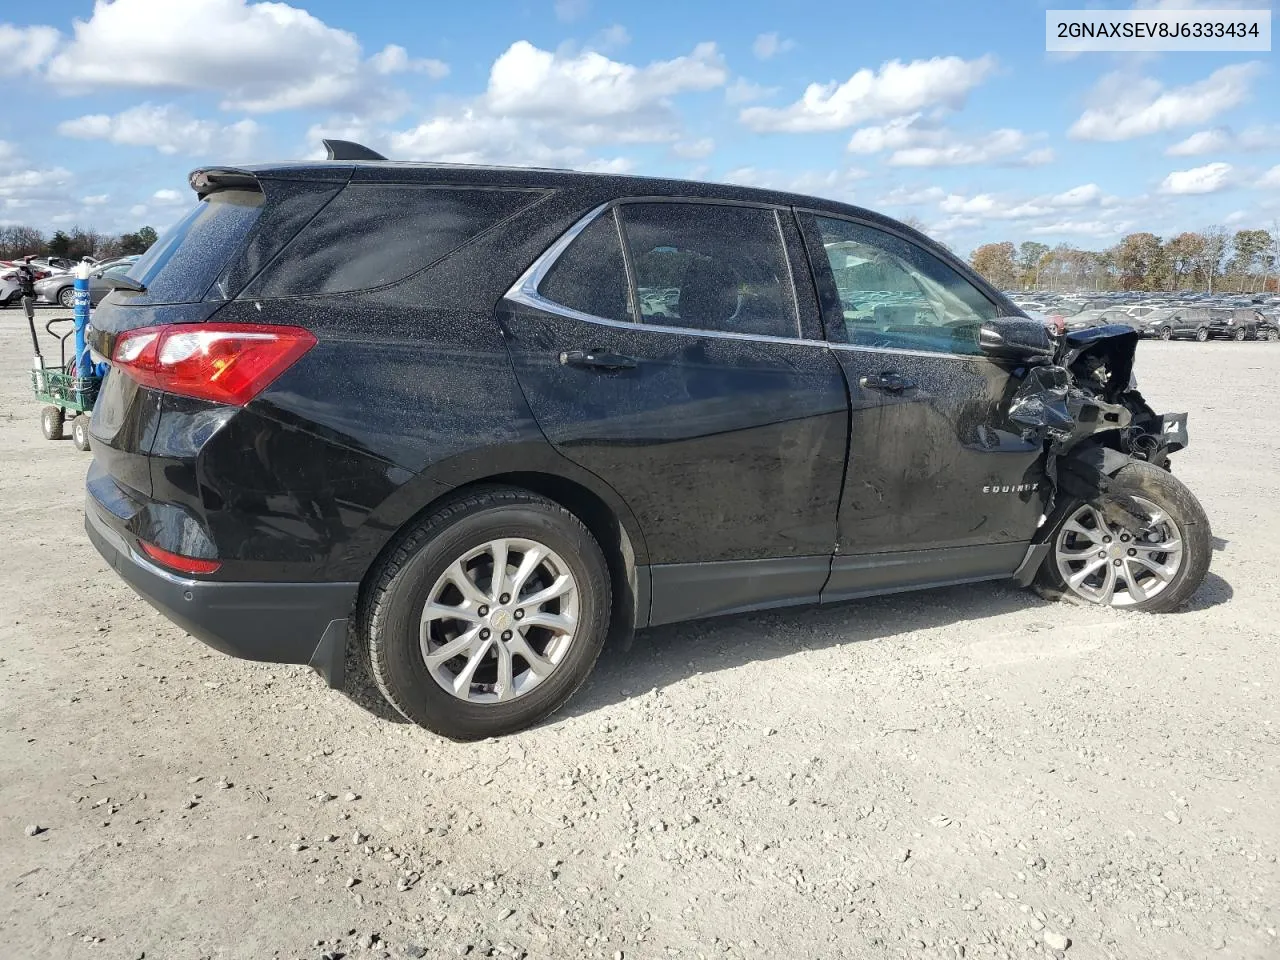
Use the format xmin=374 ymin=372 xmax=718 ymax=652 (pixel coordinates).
xmin=322 ymin=139 xmax=388 ymax=162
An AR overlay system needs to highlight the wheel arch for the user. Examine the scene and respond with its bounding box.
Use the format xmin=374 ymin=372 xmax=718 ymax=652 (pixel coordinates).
xmin=347 ymin=452 xmax=652 ymax=668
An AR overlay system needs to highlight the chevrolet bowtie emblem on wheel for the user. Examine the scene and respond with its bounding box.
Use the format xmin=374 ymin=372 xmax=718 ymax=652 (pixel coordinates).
xmin=982 ymin=483 xmax=1039 ymax=494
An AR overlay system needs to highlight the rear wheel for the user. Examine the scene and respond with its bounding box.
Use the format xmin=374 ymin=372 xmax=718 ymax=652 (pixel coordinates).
xmin=1194 ymin=327 xmax=1209 ymax=342
xmin=1268 ymin=329 xmax=1280 ymax=342
xmin=71 ymin=414 xmax=91 ymax=451
xmin=1158 ymin=326 xmax=1172 ymax=341
xmin=1037 ymin=461 xmax=1210 ymax=612
xmin=360 ymin=487 xmax=611 ymax=740
xmin=1233 ymin=328 xmax=1246 ymax=341
xmin=40 ymin=406 xmax=64 ymax=440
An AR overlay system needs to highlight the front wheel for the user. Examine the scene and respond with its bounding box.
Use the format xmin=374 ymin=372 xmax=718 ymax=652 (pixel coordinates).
xmin=1158 ymin=326 xmax=1173 ymax=341
xmin=1234 ymin=328 xmax=1246 ymax=341
xmin=1037 ymin=461 xmax=1210 ymax=612
xmin=58 ymin=286 xmax=75 ymax=309
xmin=1195 ymin=327 xmax=1209 ymax=342
xmin=41 ymin=406 xmax=64 ymax=440
xmin=360 ymin=487 xmax=611 ymax=740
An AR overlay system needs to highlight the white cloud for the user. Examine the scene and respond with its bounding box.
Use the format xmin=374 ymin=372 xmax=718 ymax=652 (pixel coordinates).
xmin=672 ymin=138 xmax=715 ymax=159
xmin=1158 ymin=161 xmax=1234 ymax=194
xmin=129 ymin=204 xmax=148 ymax=218
xmin=1256 ymin=165 xmax=1280 ymax=189
xmin=369 ymin=44 xmax=449 ymax=79
xmin=378 ymin=111 xmax=631 ymax=170
xmin=878 ymin=185 xmax=947 ymax=206
xmin=1165 ymin=129 xmax=1231 ymax=156
xmin=846 ymin=114 xmax=940 ymax=154
xmin=45 ymin=0 xmax=398 ymax=113
xmin=1070 ymin=63 xmax=1261 ymax=141
xmin=936 ymin=184 xmax=1118 ymax=222
xmin=554 ymin=0 xmax=590 ymax=21
xmin=0 ymin=24 xmax=60 ymax=76
xmin=592 ymin=25 xmax=630 ymax=51
xmin=725 ymin=77 xmax=775 ymax=104
xmin=152 ymin=189 xmax=185 ymax=205
xmin=1166 ymin=124 xmax=1280 ymax=156
xmin=740 ymin=55 xmax=997 ymax=132
xmin=1027 ymin=219 xmax=1133 ymax=238
xmin=309 ymin=38 xmax=718 ymax=171
xmin=847 ymin=117 xmax=1051 ymax=167
xmin=58 ymin=103 xmax=258 ymax=157
xmin=81 ymin=194 xmax=110 ymax=206
xmin=752 ymin=33 xmax=795 ymax=60
xmin=1049 ymin=183 xmax=1105 ymax=206
xmin=720 ymin=166 xmax=868 ymax=200
xmin=890 ymin=129 xmax=1050 ymax=168
xmin=486 ymin=40 xmax=726 ymax=119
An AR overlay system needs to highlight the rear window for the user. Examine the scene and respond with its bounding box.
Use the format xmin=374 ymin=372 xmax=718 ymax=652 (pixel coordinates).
xmin=246 ymin=184 xmax=544 ymax=298
xmin=127 ymin=189 xmax=264 ymax=304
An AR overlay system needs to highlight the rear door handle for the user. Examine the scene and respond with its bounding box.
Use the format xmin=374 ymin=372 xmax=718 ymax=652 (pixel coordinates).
xmin=860 ymin=371 xmax=916 ymax=393
xmin=559 ymin=349 xmax=638 ymax=371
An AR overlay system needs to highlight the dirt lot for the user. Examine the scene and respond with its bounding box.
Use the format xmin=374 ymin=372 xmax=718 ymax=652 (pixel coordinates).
xmin=1 ymin=313 xmax=1277 ymax=960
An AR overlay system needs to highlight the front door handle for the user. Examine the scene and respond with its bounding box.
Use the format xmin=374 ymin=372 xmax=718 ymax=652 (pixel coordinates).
xmin=860 ymin=371 xmax=917 ymax=393
xmin=559 ymin=349 xmax=638 ymax=371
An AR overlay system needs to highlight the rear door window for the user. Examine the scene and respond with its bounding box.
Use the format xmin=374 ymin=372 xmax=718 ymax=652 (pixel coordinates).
xmin=617 ymin=202 xmax=800 ymax=339
xmin=246 ymin=184 xmax=545 ymax=298
xmin=127 ymin=189 xmax=262 ymax=305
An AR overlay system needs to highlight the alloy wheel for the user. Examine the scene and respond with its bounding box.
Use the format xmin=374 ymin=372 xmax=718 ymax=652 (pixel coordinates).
xmin=1054 ymin=497 xmax=1183 ymax=607
xmin=419 ymin=537 xmax=579 ymax=703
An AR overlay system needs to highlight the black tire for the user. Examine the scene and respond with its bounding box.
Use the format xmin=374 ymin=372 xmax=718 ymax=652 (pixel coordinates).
xmin=360 ymin=486 xmax=611 ymax=740
xmin=1194 ymin=327 xmax=1209 ymax=342
xmin=71 ymin=414 xmax=91 ymax=451
xmin=1035 ymin=461 xmax=1211 ymax=613
xmin=1268 ymin=329 xmax=1279 ymax=342
xmin=41 ymin=406 xmax=64 ymax=441
xmin=58 ymin=286 xmax=75 ymax=309
xmin=1158 ymin=326 xmax=1172 ymax=341
xmin=1233 ymin=328 xmax=1246 ymax=341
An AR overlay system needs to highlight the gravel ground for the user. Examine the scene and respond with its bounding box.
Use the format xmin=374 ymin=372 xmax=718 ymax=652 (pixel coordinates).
xmin=1 ymin=314 xmax=1277 ymax=960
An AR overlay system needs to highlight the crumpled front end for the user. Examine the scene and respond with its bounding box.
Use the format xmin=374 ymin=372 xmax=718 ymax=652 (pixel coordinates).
xmin=1005 ymin=324 xmax=1192 ymax=580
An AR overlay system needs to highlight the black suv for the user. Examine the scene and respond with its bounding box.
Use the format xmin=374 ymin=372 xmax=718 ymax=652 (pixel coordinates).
xmin=85 ymin=142 xmax=1210 ymax=739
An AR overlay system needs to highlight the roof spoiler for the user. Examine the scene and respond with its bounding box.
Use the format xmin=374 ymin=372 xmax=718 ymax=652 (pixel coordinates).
xmin=323 ymin=139 xmax=387 ymax=161
xmin=189 ymin=167 xmax=261 ymax=198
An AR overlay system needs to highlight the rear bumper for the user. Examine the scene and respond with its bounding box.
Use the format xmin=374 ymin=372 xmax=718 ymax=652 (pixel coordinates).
xmin=85 ymin=496 xmax=357 ymax=687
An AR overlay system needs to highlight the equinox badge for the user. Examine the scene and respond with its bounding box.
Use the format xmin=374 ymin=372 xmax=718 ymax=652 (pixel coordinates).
xmin=982 ymin=483 xmax=1039 ymax=494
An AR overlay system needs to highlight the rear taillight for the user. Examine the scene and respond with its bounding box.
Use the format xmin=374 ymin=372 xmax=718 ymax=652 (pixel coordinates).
xmin=111 ymin=323 xmax=316 ymax=406
xmin=139 ymin=541 xmax=222 ymax=575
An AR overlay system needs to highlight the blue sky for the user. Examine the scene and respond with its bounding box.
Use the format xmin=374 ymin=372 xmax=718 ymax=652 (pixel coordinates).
xmin=0 ymin=0 xmax=1276 ymax=255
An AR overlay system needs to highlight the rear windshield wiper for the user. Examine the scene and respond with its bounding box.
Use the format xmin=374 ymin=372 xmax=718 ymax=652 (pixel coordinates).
xmin=106 ymin=275 xmax=147 ymax=293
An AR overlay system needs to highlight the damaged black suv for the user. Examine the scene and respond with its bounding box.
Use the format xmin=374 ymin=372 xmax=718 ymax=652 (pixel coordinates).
xmin=85 ymin=141 xmax=1211 ymax=740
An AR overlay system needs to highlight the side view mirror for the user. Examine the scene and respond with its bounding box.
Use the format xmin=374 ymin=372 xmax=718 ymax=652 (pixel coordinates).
xmin=979 ymin=318 xmax=1054 ymax=361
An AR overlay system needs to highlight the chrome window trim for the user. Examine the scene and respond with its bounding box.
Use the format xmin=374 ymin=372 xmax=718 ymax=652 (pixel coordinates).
xmin=504 ymin=201 xmax=991 ymax=362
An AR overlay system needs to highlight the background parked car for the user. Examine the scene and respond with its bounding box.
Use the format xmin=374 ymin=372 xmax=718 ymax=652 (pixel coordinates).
xmin=0 ymin=263 xmax=54 ymax=305
xmin=36 ymin=262 xmax=138 ymax=309
xmin=1254 ymin=313 xmax=1280 ymax=341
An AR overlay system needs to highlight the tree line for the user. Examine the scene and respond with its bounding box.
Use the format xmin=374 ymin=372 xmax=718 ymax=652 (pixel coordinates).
xmin=969 ymin=227 xmax=1280 ymax=294
xmin=0 ymin=224 xmax=159 ymax=262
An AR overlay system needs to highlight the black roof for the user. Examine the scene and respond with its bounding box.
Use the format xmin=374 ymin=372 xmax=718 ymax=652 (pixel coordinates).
xmin=194 ymin=158 xmax=924 ymax=248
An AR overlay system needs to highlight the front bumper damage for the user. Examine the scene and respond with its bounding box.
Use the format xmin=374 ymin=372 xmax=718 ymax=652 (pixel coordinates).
xmin=1005 ymin=324 xmax=1190 ymax=584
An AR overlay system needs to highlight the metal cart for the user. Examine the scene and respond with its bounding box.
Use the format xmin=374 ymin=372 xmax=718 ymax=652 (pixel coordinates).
xmin=29 ymin=315 xmax=101 ymax=452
